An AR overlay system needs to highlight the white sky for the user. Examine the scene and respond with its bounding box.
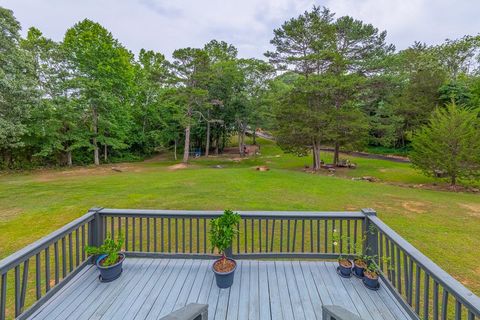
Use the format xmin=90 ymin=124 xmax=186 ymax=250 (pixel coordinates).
xmin=1 ymin=0 xmax=479 ymax=59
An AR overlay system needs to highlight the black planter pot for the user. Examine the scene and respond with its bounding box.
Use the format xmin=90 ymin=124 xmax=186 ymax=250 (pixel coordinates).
xmin=337 ymin=260 xmax=353 ymax=278
xmin=96 ymin=253 xmax=125 ymax=282
xmin=212 ymin=258 xmax=237 ymax=288
xmin=363 ymin=274 xmax=380 ymax=290
xmin=353 ymin=260 xmax=367 ymax=278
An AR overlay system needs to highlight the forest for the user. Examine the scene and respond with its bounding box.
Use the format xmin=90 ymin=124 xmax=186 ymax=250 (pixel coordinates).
xmin=1 ymin=6 xmax=480 ymax=184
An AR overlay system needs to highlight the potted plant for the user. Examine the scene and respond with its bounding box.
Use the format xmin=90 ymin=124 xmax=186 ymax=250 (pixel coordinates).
xmin=363 ymin=262 xmax=380 ymax=290
xmin=332 ymin=229 xmax=352 ymax=278
xmin=85 ymin=233 xmax=125 ymax=282
xmin=210 ymin=209 xmax=241 ymax=288
xmin=353 ymin=254 xmax=369 ymax=278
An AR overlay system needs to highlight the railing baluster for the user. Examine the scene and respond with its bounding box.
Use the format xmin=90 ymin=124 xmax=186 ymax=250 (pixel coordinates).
xmin=61 ymin=237 xmax=66 ymax=278
xmin=20 ymin=260 xmax=29 ymax=314
xmin=110 ymin=216 xmax=114 ymax=238
xmin=15 ymin=265 xmax=20 ymax=317
xmin=265 ymin=219 xmax=269 ymax=252
xmin=390 ymin=240 xmax=396 ymax=288
xmin=133 ymin=217 xmax=136 ymax=251
xmin=1 ymin=272 xmax=6 ymax=320
xmin=301 ymin=219 xmax=305 ymax=253
xmin=331 ymin=220 xmax=335 ymax=252
xmin=468 ymin=311 xmax=475 ymax=320
xmin=403 ymin=251 xmax=408 ymax=299
xmin=175 ymin=218 xmax=178 ymax=253
xmin=189 ymin=218 xmax=192 ymax=253
xmin=35 ymin=253 xmax=41 ymax=299
xmin=259 ymin=218 xmax=262 ymax=253
xmin=408 ymin=257 xmax=414 ymax=306
xmin=161 ymin=217 xmax=164 ymax=252
xmin=203 ymin=218 xmax=207 ymax=253
xmin=244 ymin=218 xmax=248 ymax=253
xmin=424 ymin=273 xmax=430 ymax=319
xmin=54 ymin=241 xmax=59 ymax=284
xmin=45 ymin=247 xmax=51 ymax=292
xmin=441 ymin=290 xmax=448 ymax=320
xmin=182 ymin=218 xmax=185 ymax=253
xmin=433 ymin=280 xmax=439 ymax=320
xmin=75 ymin=229 xmax=80 ymax=267
xmin=251 ymin=219 xmax=254 ymax=253
xmin=154 ymin=218 xmax=158 ymax=252
xmin=196 ymin=218 xmax=200 ymax=254
xmin=379 ymin=232 xmax=384 ymax=270
xmin=396 ymin=244 xmax=401 ymax=294
xmin=68 ymin=233 xmax=73 ymax=272
xmin=147 ymin=218 xmax=151 ymax=252
xmin=316 ymin=220 xmax=320 ymax=253
xmin=339 ymin=220 xmax=343 ymax=252
xmin=167 ymin=218 xmax=171 ymax=253
xmin=140 ymin=217 xmax=143 ymax=251
xmin=292 ymin=219 xmax=297 ymax=252
xmin=455 ymin=300 xmax=462 ymax=320
xmin=125 ymin=217 xmax=129 ymax=251
xmin=346 ymin=220 xmax=351 ymax=253
xmin=118 ymin=217 xmax=122 ymax=238
xmin=287 ymin=219 xmax=290 ymax=252
xmin=324 ymin=219 xmax=328 ymax=253
xmin=415 ymin=265 xmax=421 ymax=314
xmin=280 ymin=219 xmax=283 ymax=253
xmin=270 ymin=219 xmax=275 ymax=253
xmin=385 ymin=237 xmax=391 ymax=281
xmin=353 ymin=220 xmax=356 ymax=252
xmin=81 ymin=225 xmax=86 ymax=261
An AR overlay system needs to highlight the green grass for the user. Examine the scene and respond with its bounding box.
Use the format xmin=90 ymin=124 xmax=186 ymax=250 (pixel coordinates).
xmin=1 ymin=138 xmax=479 ymax=297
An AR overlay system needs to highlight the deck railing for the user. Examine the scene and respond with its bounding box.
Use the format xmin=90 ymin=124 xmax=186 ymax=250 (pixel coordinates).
xmin=0 ymin=208 xmax=479 ymax=320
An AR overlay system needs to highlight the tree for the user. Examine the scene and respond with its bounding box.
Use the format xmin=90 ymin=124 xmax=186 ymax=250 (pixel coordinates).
xmin=63 ymin=19 xmax=134 ymax=165
xmin=169 ymin=48 xmax=211 ymax=163
xmin=0 ymin=7 xmax=38 ymax=167
xmin=410 ymin=103 xmax=480 ymax=186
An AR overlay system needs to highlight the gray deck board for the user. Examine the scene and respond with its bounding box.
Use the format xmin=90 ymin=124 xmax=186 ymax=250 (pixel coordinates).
xmin=28 ymin=258 xmax=413 ymax=320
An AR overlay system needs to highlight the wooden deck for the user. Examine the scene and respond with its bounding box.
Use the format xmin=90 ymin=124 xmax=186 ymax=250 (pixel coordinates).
xmin=28 ymin=258 xmax=412 ymax=320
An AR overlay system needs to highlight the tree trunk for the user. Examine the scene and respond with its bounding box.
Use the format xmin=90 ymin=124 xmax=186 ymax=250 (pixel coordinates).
xmin=214 ymin=136 xmax=219 ymax=155
xmin=183 ymin=124 xmax=191 ymax=163
xmin=104 ymin=144 xmax=108 ymax=162
xmin=312 ymin=139 xmax=321 ymax=171
xmin=205 ymin=121 xmax=210 ymax=157
xmin=67 ymin=150 xmax=72 ymax=167
xmin=252 ymin=128 xmax=257 ymax=145
xmin=451 ymin=175 xmax=457 ymax=186
xmin=174 ymin=139 xmax=177 ymax=161
xmin=93 ymin=106 xmax=100 ymax=165
xmin=333 ymin=142 xmax=340 ymax=166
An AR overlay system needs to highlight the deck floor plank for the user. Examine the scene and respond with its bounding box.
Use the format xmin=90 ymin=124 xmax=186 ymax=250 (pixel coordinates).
xmin=27 ymin=258 xmax=413 ymax=320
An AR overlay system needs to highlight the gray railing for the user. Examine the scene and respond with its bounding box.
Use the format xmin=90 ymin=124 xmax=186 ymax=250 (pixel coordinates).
xmin=365 ymin=212 xmax=480 ymax=320
xmin=0 ymin=208 xmax=479 ymax=320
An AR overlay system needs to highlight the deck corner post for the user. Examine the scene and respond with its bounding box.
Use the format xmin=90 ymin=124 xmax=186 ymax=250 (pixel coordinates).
xmin=362 ymin=208 xmax=379 ymax=263
xmin=88 ymin=207 xmax=104 ymax=263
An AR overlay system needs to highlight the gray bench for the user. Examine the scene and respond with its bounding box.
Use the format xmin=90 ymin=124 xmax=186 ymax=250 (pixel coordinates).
xmin=322 ymin=305 xmax=364 ymax=320
xmin=159 ymin=303 xmax=208 ymax=320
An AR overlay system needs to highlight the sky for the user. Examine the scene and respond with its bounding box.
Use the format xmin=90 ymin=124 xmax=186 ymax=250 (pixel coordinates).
xmin=1 ymin=0 xmax=479 ymax=59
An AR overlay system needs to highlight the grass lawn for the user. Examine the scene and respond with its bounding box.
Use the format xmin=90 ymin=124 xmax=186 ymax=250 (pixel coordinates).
xmin=1 ymin=138 xmax=479 ymax=296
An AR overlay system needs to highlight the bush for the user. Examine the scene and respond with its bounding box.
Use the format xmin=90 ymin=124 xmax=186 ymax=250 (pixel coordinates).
xmin=209 ymin=210 xmax=241 ymax=258
xmin=410 ymin=103 xmax=480 ymax=186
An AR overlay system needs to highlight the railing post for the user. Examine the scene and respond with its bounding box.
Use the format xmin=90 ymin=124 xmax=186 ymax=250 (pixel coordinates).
xmin=362 ymin=208 xmax=379 ymax=264
xmin=88 ymin=207 xmax=104 ymax=263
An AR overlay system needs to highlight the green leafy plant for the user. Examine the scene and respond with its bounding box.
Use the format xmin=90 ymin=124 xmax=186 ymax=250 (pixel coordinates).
xmin=332 ymin=228 xmax=353 ymax=266
xmin=85 ymin=233 xmax=124 ymax=267
xmin=209 ymin=210 xmax=241 ymax=264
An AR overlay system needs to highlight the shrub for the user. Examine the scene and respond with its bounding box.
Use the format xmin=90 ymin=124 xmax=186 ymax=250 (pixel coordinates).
xmin=209 ymin=210 xmax=241 ymax=260
xmin=85 ymin=233 xmax=124 ymax=267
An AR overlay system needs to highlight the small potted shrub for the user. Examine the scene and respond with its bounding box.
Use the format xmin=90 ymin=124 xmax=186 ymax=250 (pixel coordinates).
xmin=85 ymin=233 xmax=125 ymax=282
xmin=332 ymin=229 xmax=352 ymax=278
xmin=363 ymin=262 xmax=380 ymax=290
xmin=353 ymin=254 xmax=369 ymax=278
xmin=210 ymin=210 xmax=241 ymax=288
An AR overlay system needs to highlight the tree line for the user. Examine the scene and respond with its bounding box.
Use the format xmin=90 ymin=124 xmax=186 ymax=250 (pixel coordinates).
xmin=1 ymin=5 xmax=480 ymax=185
xmin=0 ymin=6 xmax=273 ymax=168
